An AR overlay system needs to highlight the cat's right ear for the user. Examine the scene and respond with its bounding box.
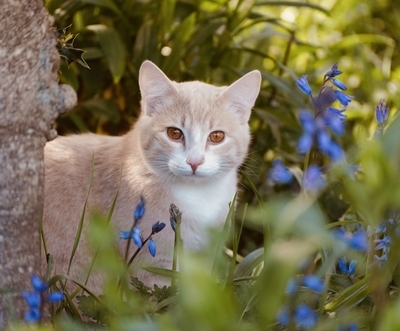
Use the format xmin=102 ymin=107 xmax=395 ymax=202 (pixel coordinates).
xmin=139 ymin=61 xmax=178 ymax=116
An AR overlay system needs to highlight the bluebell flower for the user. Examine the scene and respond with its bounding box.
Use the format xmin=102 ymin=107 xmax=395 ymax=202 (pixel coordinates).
xmin=348 ymin=229 xmax=369 ymax=252
xmin=376 ymin=98 xmax=389 ymax=126
xmin=31 ymin=274 xmax=48 ymax=292
xmin=269 ymin=159 xmax=293 ymax=184
xmin=325 ymin=63 xmax=342 ymax=78
xmin=277 ymin=307 xmax=290 ymax=326
xmin=375 ymin=223 xmax=387 ymax=234
xmin=326 ymin=140 xmax=345 ymax=162
xmin=374 ymin=254 xmax=388 ymax=262
xmin=47 ymin=291 xmax=64 ymax=302
xmin=152 ymin=221 xmax=166 ymax=234
xmin=316 ymin=130 xmax=332 ymax=153
xmin=338 ymin=323 xmax=358 ymax=331
xmin=338 ymin=257 xmax=349 ymax=275
xmin=297 ymin=133 xmax=314 ymax=154
xmin=303 ymin=165 xmax=326 ymax=194
xmin=334 ymin=90 xmax=352 ymax=107
xmin=21 ymin=291 xmax=41 ymax=308
xmin=148 ymin=238 xmax=156 ymax=257
xmin=295 ymin=304 xmax=317 ymax=329
xmin=134 ymin=196 xmax=146 ymax=222
xmin=302 ymin=275 xmax=325 ymax=293
xmin=348 ymin=260 xmax=357 ymax=276
xmin=331 ymin=78 xmax=347 ymax=90
xmin=374 ymin=235 xmax=391 ymax=253
xmin=285 ymin=279 xmax=298 ymax=295
xmin=296 ymin=75 xmax=312 ymax=95
xmin=24 ymin=308 xmax=41 ymax=323
xmin=299 ymin=110 xmax=317 ymax=133
xmin=169 ymin=204 xmax=180 ymax=232
xmin=119 ymin=228 xmax=142 ymax=248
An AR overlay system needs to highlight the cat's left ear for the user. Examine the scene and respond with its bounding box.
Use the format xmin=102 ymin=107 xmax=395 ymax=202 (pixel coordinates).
xmin=220 ymin=70 xmax=262 ymax=123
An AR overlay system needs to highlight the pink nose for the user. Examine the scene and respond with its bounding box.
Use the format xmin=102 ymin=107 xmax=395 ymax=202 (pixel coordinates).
xmin=187 ymin=158 xmax=204 ymax=174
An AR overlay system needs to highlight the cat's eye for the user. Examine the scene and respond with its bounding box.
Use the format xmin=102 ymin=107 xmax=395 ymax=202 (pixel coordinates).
xmin=167 ymin=127 xmax=184 ymax=140
xmin=209 ymin=131 xmax=225 ymax=143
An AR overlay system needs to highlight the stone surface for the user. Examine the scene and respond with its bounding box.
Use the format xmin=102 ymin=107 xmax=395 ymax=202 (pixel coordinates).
xmin=0 ymin=0 xmax=76 ymax=325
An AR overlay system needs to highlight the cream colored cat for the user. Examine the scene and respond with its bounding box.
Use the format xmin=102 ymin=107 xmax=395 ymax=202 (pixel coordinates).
xmin=43 ymin=61 xmax=261 ymax=292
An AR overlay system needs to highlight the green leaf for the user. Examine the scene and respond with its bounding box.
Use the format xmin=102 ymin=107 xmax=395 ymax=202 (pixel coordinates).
xmin=87 ymin=24 xmax=126 ymax=84
xmin=142 ymin=267 xmax=179 ymax=279
xmin=233 ymin=248 xmax=264 ymax=279
xmin=77 ymin=295 xmax=108 ymax=323
xmin=161 ymin=13 xmax=196 ymax=76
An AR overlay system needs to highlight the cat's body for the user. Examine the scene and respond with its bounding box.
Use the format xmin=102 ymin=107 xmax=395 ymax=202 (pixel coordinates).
xmin=43 ymin=61 xmax=261 ymax=292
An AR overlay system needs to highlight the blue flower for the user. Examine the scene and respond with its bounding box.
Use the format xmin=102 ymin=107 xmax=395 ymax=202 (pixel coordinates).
xmin=152 ymin=221 xmax=166 ymax=234
xmin=317 ymin=130 xmax=332 ymax=153
xmin=21 ymin=291 xmax=41 ymax=308
xmin=269 ymin=160 xmax=293 ymax=184
xmin=277 ymin=307 xmax=290 ymax=326
xmin=31 ymin=274 xmax=48 ymax=292
xmin=348 ymin=260 xmax=357 ymax=276
xmin=295 ymin=304 xmax=317 ymax=329
xmin=338 ymin=323 xmax=358 ymax=331
xmin=119 ymin=228 xmax=142 ymax=248
xmin=334 ymin=90 xmax=352 ymax=107
xmin=296 ymin=75 xmax=313 ymax=95
xmin=148 ymin=239 xmax=157 ymax=257
xmin=331 ymin=78 xmax=347 ymax=90
xmin=303 ymin=165 xmax=325 ymax=194
xmin=374 ymin=235 xmax=391 ymax=253
xmin=285 ymin=279 xmax=298 ymax=295
xmin=338 ymin=257 xmax=349 ymax=275
xmin=325 ymin=63 xmax=343 ymax=78
xmin=134 ymin=196 xmax=146 ymax=222
xmin=374 ymin=254 xmax=388 ymax=262
xmin=302 ymin=275 xmax=325 ymax=293
xmin=376 ymin=98 xmax=389 ymax=126
xmin=297 ymin=133 xmax=314 ymax=154
xmin=24 ymin=308 xmax=41 ymax=323
xmin=348 ymin=229 xmax=369 ymax=252
xmin=47 ymin=291 xmax=64 ymax=302
xmin=326 ymin=141 xmax=345 ymax=162
xmin=299 ymin=110 xmax=317 ymax=133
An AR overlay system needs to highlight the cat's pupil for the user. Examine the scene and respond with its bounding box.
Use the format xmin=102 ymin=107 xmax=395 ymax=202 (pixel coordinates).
xmin=167 ymin=127 xmax=183 ymax=140
xmin=209 ymin=131 xmax=225 ymax=143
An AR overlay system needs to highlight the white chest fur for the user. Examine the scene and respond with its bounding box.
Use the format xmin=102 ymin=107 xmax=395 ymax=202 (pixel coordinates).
xmin=170 ymin=170 xmax=237 ymax=250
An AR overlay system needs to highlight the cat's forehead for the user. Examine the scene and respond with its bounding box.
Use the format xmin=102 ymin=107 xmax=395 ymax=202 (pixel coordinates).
xmin=173 ymin=80 xmax=226 ymax=99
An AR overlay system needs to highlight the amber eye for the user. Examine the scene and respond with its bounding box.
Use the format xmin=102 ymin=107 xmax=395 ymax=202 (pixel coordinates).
xmin=167 ymin=127 xmax=184 ymax=140
xmin=209 ymin=131 xmax=225 ymax=143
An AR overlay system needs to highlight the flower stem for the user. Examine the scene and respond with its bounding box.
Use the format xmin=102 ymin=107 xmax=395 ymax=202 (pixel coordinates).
xmin=171 ymin=210 xmax=182 ymax=287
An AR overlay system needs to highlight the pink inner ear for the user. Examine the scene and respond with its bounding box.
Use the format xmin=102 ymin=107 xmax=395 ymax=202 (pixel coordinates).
xmin=139 ymin=61 xmax=178 ymax=115
xmin=220 ymin=70 xmax=261 ymax=124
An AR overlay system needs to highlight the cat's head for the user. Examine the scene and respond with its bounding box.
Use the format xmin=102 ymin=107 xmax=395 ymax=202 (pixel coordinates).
xmin=136 ymin=61 xmax=261 ymax=184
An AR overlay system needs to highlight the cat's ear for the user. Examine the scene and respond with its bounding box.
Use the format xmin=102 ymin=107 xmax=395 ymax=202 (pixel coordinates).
xmin=139 ymin=61 xmax=178 ymax=115
xmin=220 ymin=70 xmax=261 ymax=123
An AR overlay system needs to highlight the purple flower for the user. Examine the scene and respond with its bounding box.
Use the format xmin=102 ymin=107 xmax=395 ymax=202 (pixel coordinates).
xmin=303 ymin=275 xmax=325 ymax=293
xmin=376 ymin=98 xmax=389 ymax=126
xmin=303 ymin=165 xmax=325 ymax=194
xmin=148 ymin=239 xmax=156 ymax=257
xmin=269 ymin=160 xmax=293 ymax=184
xmin=325 ymin=63 xmax=343 ymax=78
xmin=296 ymin=75 xmax=312 ymax=95
xmin=295 ymin=304 xmax=317 ymax=329
xmin=334 ymin=90 xmax=352 ymax=107
xmin=331 ymin=78 xmax=347 ymax=90
xmin=152 ymin=221 xmax=166 ymax=234
xmin=134 ymin=196 xmax=146 ymax=222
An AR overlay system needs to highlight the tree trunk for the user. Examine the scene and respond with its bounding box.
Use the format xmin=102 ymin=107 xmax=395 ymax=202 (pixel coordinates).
xmin=0 ymin=0 xmax=76 ymax=326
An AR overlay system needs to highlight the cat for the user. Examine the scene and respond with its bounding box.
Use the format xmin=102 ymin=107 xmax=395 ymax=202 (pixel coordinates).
xmin=43 ymin=60 xmax=261 ymax=293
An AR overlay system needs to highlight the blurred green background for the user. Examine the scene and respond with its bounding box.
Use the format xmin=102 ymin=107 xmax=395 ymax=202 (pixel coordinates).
xmin=46 ymin=0 xmax=399 ymax=253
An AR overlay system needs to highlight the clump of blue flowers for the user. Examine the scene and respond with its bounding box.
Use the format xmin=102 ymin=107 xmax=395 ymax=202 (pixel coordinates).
xmin=120 ymin=196 xmax=166 ymax=267
xmin=21 ymin=275 xmax=64 ymax=323
xmin=269 ymin=63 xmax=351 ymax=195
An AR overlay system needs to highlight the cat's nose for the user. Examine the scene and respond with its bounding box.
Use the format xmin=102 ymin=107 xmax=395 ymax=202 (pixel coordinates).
xmin=186 ymin=157 xmax=204 ymax=174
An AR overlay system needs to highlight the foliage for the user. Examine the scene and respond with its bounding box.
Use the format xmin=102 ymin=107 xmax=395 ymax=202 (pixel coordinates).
xmin=13 ymin=0 xmax=400 ymax=330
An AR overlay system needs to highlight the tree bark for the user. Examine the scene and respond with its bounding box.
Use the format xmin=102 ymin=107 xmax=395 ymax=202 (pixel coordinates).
xmin=0 ymin=0 xmax=76 ymax=326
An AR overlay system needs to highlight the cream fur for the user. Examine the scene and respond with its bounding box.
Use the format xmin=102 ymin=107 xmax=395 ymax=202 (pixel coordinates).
xmin=43 ymin=61 xmax=261 ymax=292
